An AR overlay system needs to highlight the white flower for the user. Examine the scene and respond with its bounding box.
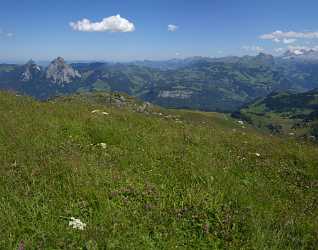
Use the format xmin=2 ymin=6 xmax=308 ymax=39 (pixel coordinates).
xmin=99 ymin=143 xmax=107 ymax=149
xmin=238 ymin=120 xmax=244 ymax=125
xmin=91 ymin=110 xmax=110 ymax=116
xmin=69 ymin=217 xmax=86 ymax=230
xmin=91 ymin=109 xmax=100 ymax=113
xmin=255 ymin=153 xmax=261 ymax=157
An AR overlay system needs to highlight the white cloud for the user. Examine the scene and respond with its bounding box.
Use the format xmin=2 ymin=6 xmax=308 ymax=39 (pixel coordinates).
xmin=273 ymin=38 xmax=297 ymax=44
xmin=70 ymin=14 xmax=135 ymax=32
xmin=283 ymin=38 xmax=296 ymax=44
xmin=168 ymin=24 xmax=178 ymax=32
xmin=260 ymin=30 xmax=318 ymax=41
xmin=242 ymin=45 xmax=264 ymax=53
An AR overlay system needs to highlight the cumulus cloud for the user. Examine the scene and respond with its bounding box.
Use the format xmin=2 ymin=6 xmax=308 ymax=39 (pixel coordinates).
xmin=70 ymin=14 xmax=135 ymax=32
xmin=283 ymin=38 xmax=296 ymax=44
xmin=168 ymin=24 xmax=178 ymax=32
xmin=260 ymin=30 xmax=318 ymax=42
xmin=272 ymin=38 xmax=296 ymax=44
xmin=242 ymin=45 xmax=264 ymax=53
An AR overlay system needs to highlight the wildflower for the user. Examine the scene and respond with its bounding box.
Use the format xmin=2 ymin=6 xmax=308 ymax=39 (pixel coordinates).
xmin=255 ymin=153 xmax=261 ymax=157
xmin=238 ymin=120 xmax=244 ymax=125
xmin=102 ymin=112 xmax=109 ymax=115
xmin=69 ymin=217 xmax=86 ymax=230
xmin=99 ymin=143 xmax=107 ymax=149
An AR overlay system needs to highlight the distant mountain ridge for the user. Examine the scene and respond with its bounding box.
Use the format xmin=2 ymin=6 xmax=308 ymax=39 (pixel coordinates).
xmin=1 ymin=52 xmax=318 ymax=111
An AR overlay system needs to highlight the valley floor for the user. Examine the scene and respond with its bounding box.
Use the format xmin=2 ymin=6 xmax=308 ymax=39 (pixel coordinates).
xmin=0 ymin=92 xmax=317 ymax=249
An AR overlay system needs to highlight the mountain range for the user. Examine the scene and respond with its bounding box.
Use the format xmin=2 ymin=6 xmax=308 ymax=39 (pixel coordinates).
xmin=1 ymin=49 xmax=318 ymax=111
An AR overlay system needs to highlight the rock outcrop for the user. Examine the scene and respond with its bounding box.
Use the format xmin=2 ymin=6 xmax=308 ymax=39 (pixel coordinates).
xmin=21 ymin=60 xmax=42 ymax=82
xmin=45 ymin=57 xmax=81 ymax=84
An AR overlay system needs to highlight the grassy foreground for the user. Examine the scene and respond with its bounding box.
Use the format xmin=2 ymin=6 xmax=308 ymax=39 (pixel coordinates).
xmin=0 ymin=92 xmax=317 ymax=249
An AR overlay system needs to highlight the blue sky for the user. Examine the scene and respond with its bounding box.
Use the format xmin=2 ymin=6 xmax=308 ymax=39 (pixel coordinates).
xmin=1 ymin=0 xmax=318 ymax=62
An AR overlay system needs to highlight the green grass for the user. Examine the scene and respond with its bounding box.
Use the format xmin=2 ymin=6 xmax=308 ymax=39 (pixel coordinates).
xmin=237 ymin=90 xmax=318 ymax=138
xmin=0 ymin=91 xmax=317 ymax=249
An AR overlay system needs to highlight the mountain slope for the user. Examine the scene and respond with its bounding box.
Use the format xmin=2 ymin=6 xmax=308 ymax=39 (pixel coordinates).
xmin=140 ymin=57 xmax=281 ymax=111
xmin=234 ymin=89 xmax=318 ymax=139
xmin=45 ymin=57 xmax=81 ymax=85
xmin=73 ymin=53 xmax=294 ymax=112
xmin=0 ymin=91 xmax=317 ymax=249
xmin=1 ymin=53 xmax=318 ymax=111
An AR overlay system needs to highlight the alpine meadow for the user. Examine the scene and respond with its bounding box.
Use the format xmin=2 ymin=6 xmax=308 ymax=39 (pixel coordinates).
xmin=0 ymin=1 xmax=318 ymax=249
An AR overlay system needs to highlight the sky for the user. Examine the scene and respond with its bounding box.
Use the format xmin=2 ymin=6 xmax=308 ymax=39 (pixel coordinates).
xmin=1 ymin=0 xmax=318 ymax=62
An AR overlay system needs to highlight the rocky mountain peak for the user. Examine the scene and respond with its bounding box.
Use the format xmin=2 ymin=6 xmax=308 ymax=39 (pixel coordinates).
xmin=283 ymin=49 xmax=306 ymax=57
xmin=21 ymin=59 xmax=42 ymax=82
xmin=256 ymin=52 xmax=273 ymax=60
xmin=282 ymin=49 xmax=318 ymax=60
xmin=26 ymin=59 xmax=36 ymax=65
xmin=45 ymin=57 xmax=81 ymax=84
xmin=53 ymin=57 xmax=66 ymax=64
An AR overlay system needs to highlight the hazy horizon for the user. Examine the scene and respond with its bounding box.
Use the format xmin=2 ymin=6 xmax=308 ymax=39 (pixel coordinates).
xmin=0 ymin=53 xmax=274 ymax=65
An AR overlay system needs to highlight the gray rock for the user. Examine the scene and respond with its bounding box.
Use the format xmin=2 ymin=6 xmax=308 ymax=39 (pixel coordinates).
xmin=21 ymin=60 xmax=42 ymax=82
xmin=45 ymin=57 xmax=81 ymax=84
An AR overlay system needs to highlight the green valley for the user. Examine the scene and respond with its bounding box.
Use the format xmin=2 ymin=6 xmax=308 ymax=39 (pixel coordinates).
xmin=235 ymin=89 xmax=318 ymax=140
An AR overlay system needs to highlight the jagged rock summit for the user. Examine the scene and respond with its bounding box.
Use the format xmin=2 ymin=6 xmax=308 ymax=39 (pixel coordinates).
xmin=281 ymin=49 xmax=318 ymax=61
xmin=45 ymin=57 xmax=81 ymax=84
xmin=21 ymin=60 xmax=42 ymax=82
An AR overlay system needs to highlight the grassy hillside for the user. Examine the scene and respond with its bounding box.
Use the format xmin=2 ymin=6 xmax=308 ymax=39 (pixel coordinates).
xmin=235 ymin=90 xmax=318 ymax=140
xmin=0 ymin=91 xmax=317 ymax=249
